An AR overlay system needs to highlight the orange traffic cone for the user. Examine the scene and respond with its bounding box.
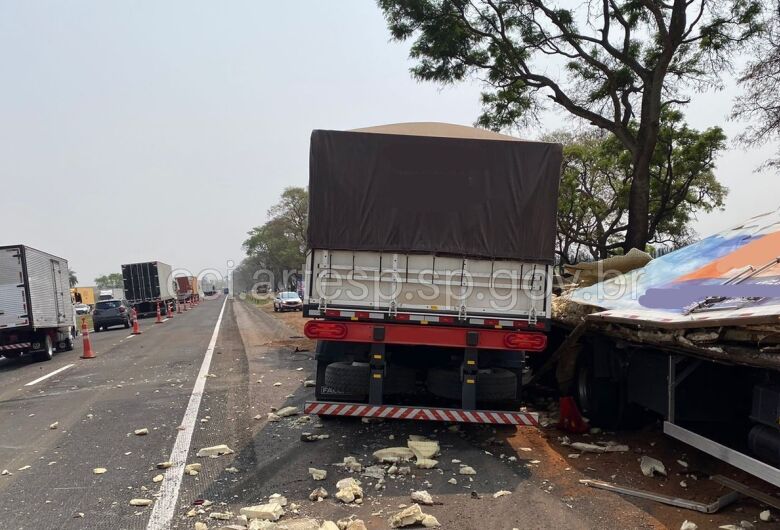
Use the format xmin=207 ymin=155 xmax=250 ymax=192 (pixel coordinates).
xmin=132 ymin=308 xmax=142 ymax=335
xmin=155 ymin=301 xmax=163 ymax=324
xmin=167 ymin=302 xmax=174 ymax=319
xmin=558 ymin=396 xmax=589 ymax=434
xmin=80 ymin=317 xmax=96 ymax=359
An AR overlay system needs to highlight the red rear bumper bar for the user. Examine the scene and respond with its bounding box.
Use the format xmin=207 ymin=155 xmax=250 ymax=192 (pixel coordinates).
xmin=305 ymin=401 xmax=538 ymax=426
xmin=304 ymin=320 xmax=546 ymax=351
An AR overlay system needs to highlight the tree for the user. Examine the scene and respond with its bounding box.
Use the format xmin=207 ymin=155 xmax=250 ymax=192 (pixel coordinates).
xmin=733 ymin=1 xmax=780 ymax=168
xmin=554 ymin=110 xmax=727 ymax=264
xmin=378 ymin=0 xmax=762 ymax=251
xmin=95 ymin=273 xmax=123 ymax=289
xmin=68 ymin=269 xmax=78 ymax=288
xmin=243 ymin=187 xmax=308 ymax=290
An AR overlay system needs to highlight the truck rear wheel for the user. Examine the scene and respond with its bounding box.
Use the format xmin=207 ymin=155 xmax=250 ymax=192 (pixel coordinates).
xmin=322 ymin=362 xmax=416 ymax=397
xmin=426 ymin=367 xmax=517 ymax=402
xmin=32 ymin=335 xmax=54 ymax=362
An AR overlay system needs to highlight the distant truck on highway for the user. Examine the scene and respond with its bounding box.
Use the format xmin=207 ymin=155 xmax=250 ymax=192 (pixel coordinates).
xmin=70 ymin=286 xmax=96 ymax=306
xmin=302 ymin=123 xmax=561 ymax=425
xmin=175 ymin=276 xmax=199 ymax=303
xmin=121 ymin=261 xmax=176 ymax=317
xmin=98 ymin=288 xmax=124 ymax=301
xmin=0 ymin=245 xmax=75 ymax=361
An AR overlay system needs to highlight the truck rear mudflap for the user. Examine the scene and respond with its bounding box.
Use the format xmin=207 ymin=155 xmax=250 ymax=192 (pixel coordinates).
xmin=304 ymin=401 xmax=538 ymax=426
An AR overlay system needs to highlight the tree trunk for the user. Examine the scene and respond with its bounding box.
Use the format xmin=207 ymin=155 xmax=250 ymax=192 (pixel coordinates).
xmin=624 ymin=149 xmax=652 ymax=253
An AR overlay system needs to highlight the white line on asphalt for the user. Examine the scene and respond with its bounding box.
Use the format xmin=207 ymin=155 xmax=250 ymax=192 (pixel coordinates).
xmin=24 ymin=363 xmax=75 ymax=387
xmin=126 ymin=335 xmax=135 ymax=340
xmin=146 ymin=296 xmax=228 ymax=530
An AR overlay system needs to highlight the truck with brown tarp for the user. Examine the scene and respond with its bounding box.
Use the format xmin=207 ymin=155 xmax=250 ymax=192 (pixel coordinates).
xmin=302 ymin=122 xmax=562 ymax=425
xmin=175 ymin=276 xmax=199 ymax=303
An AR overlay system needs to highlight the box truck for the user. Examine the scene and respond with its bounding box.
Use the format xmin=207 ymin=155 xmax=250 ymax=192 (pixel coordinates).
xmin=121 ymin=261 xmax=176 ymax=317
xmin=175 ymin=276 xmax=199 ymax=303
xmin=97 ymin=288 xmax=124 ymax=301
xmin=70 ymin=286 xmax=96 ymax=306
xmin=0 ymin=245 xmax=75 ymax=361
xmin=302 ymin=123 xmax=561 ymax=425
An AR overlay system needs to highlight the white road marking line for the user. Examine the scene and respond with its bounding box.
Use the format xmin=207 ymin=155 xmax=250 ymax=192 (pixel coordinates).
xmin=24 ymin=364 xmax=75 ymax=387
xmin=146 ymin=296 xmax=228 ymax=530
xmin=126 ymin=335 xmax=135 ymax=340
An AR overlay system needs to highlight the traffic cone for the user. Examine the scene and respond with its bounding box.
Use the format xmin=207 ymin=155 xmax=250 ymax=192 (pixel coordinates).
xmin=132 ymin=308 xmax=142 ymax=335
xmin=155 ymin=301 xmax=163 ymax=324
xmin=558 ymin=396 xmax=589 ymax=434
xmin=80 ymin=317 xmax=96 ymax=359
xmin=167 ymin=302 xmax=173 ymax=319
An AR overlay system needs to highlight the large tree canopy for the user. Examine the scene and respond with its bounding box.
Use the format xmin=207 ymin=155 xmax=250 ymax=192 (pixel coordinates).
xmin=378 ymin=0 xmax=762 ymax=251
xmin=242 ymin=187 xmax=308 ymax=291
xmin=95 ymin=273 xmax=123 ymax=289
xmin=555 ymin=110 xmax=727 ymax=264
xmin=733 ymin=1 xmax=780 ymax=168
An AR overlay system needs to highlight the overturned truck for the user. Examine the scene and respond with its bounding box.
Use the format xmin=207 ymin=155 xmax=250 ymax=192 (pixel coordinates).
xmin=552 ymin=207 xmax=780 ymax=486
xmin=302 ymin=122 xmax=561 ymax=425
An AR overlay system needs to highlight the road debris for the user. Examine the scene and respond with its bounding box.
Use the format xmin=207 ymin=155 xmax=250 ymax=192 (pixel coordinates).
xmin=225 ymin=466 xmax=239 ymax=473
xmin=240 ymin=502 xmax=285 ymax=521
xmin=194 ymin=523 xmax=208 ymax=530
xmin=410 ymin=490 xmax=434 ymax=505
xmin=303 ymin=380 xmax=316 ymax=387
xmin=197 ymin=444 xmax=234 ymax=457
xmin=49 ymin=422 xmax=58 ymax=429
xmin=570 ymin=442 xmax=629 ymax=453
xmin=493 ymin=490 xmax=512 ymax=498
xmin=761 ymin=510 xmax=772 ymax=522
xmin=156 ymin=461 xmax=173 ymax=469
xmin=129 ymin=498 xmax=153 ymax=506
xmin=153 ymin=474 xmax=164 ymax=483
xmin=273 ymin=382 xmax=282 ymax=387
xmin=320 ymin=522 xmax=339 ymax=530
xmin=459 ymin=465 xmax=476 ymax=475
xmin=335 ymin=477 xmax=363 ymax=504
xmin=309 ymin=487 xmax=328 ymax=501
xmin=408 ymin=439 xmax=440 ymax=460
xmin=276 ymin=406 xmax=300 ymax=417
xmin=18 ymin=465 xmax=30 ymax=471
xmin=92 ymin=467 xmax=107 ymax=474
xmin=680 ymin=522 xmax=698 ymax=530
xmin=267 ymin=413 xmax=281 ymax=422
xmin=209 ymin=511 xmax=234 ymax=520
xmin=362 ymin=465 xmax=386 ymax=480
xmin=185 ymin=463 xmax=202 ymax=476
xmin=340 ymin=456 xmax=362 ymax=472
xmin=373 ymin=447 xmax=415 ymax=463
xmin=134 ymin=428 xmax=149 ymax=436
xmin=447 ymin=478 xmax=457 ymax=485
xmin=640 ymin=456 xmax=667 ymax=477
xmin=1 ymin=470 xmax=10 ymax=476
xmin=309 ymin=468 xmax=327 ymax=480
xmin=415 ymin=458 xmax=438 ymax=469
xmin=301 ymin=432 xmax=329 ymax=442
xmin=388 ymin=504 xmax=440 ymax=528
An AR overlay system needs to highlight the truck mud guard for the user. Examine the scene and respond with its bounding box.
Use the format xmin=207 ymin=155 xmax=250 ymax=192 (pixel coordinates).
xmin=304 ymin=401 xmax=538 ymax=426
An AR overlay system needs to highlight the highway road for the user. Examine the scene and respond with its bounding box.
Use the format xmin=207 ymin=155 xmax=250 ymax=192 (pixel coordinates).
xmin=0 ymin=297 xmax=772 ymax=530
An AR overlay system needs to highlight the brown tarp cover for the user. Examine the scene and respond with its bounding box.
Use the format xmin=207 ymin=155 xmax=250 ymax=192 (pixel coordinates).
xmin=307 ymin=124 xmax=562 ymax=264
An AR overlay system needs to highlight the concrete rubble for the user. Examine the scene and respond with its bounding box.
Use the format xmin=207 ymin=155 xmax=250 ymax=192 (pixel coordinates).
xmin=335 ymin=477 xmax=363 ymax=503
xmin=300 ymin=433 xmax=329 ymax=442
xmin=309 ymin=487 xmax=328 ymax=501
xmin=415 ymin=458 xmax=438 ymax=469
xmin=373 ymin=447 xmax=415 ymax=463
xmin=680 ymin=521 xmax=697 ymax=530
xmin=240 ymin=502 xmax=285 ymax=521
xmin=267 ymin=413 xmax=281 ymax=422
xmin=309 ymin=468 xmax=327 ymax=480
xmin=458 ymin=465 xmax=476 ymax=475
xmin=410 ymin=490 xmax=434 ymax=505
xmin=185 ymin=463 xmax=202 ymax=475
xmin=388 ymin=504 xmax=440 ymax=528
xmin=209 ymin=512 xmax=234 ymax=520
xmin=249 ymin=521 xmax=278 ymax=530
xmin=134 ymin=428 xmax=149 ymax=435
xmin=152 ymin=474 xmax=164 ymax=483
xmin=194 ymin=522 xmax=208 ymax=530
xmin=340 ymin=456 xmax=362 ymax=472
xmin=156 ymin=461 xmax=173 ymax=469
xmin=493 ymin=490 xmax=512 ymax=498
xmin=276 ymin=406 xmax=299 ymax=417
xmin=362 ymin=465 xmax=386 ymax=480
xmin=92 ymin=467 xmax=107 ymax=474
xmin=570 ymin=442 xmax=629 ymax=453
xmin=320 ymin=523 xmax=339 ymax=530
xmin=407 ymin=439 xmax=440 ymax=460
xmin=639 ymin=456 xmax=667 ymax=477
xmin=49 ymin=422 xmax=58 ymax=429
xmin=276 ymin=518 xmax=319 ymax=530
xmin=197 ymin=444 xmax=234 ymax=457
xmin=303 ymin=380 xmax=316 ymax=387
xmin=129 ymin=498 xmax=153 ymax=506
xmin=760 ymin=510 xmax=772 ymax=522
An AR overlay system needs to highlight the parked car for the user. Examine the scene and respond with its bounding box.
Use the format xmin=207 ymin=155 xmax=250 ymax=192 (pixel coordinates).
xmin=274 ymin=291 xmax=302 ymax=312
xmin=92 ymin=299 xmax=131 ymax=332
xmin=74 ymin=303 xmax=91 ymax=315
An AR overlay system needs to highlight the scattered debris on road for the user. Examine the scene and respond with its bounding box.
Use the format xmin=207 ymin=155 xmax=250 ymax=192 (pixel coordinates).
xmin=197 ymin=444 xmax=234 ymax=457
xmin=49 ymin=422 xmax=58 ymax=429
xmin=639 ymin=455 xmax=667 ymax=477
xmin=92 ymin=467 xmax=107 ymax=474
xmin=335 ymin=477 xmax=363 ymax=504
xmin=309 ymin=468 xmax=327 ymax=481
xmin=185 ymin=463 xmax=202 ymax=476
xmin=152 ymin=474 xmax=164 ymax=483
xmin=156 ymin=461 xmax=173 ymax=469
xmin=388 ymin=503 xmax=440 ymax=528
xmin=129 ymin=498 xmax=153 ymax=506
xmin=134 ymin=428 xmax=149 ymax=436
xmin=410 ymin=490 xmax=434 ymax=505
xmin=309 ymin=487 xmax=328 ymax=501
xmin=240 ymin=501 xmax=285 ymax=521
xmin=276 ymin=406 xmax=299 ymax=417
xmin=493 ymin=490 xmax=512 ymax=498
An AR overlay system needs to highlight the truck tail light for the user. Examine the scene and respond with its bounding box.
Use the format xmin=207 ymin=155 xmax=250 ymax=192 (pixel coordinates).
xmin=503 ymin=332 xmax=547 ymax=351
xmin=305 ymin=321 xmax=348 ymax=340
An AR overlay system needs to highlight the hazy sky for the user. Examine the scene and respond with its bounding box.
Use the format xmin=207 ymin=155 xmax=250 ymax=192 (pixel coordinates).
xmin=1 ymin=1 xmax=777 ymax=285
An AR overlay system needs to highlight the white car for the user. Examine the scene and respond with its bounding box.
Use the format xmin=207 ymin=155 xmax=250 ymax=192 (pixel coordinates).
xmin=74 ymin=303 xmax=91 ymax=315
xmin=273 ymin=291 xmax=303 ymax=312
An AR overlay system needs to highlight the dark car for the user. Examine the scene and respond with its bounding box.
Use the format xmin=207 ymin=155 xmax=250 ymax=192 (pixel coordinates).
xmin=273 ymin=291 xmax=302 ymax=312
xmin=92 ymin=299 xmax=131 ymax=332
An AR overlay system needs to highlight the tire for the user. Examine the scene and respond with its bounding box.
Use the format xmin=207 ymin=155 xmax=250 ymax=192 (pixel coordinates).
xmin=323 ymin=362 xmax=417 ymax=396
xmin=574 ymin=350 xmax=628 ymax=428
xmin=32 ymin=335 xmax=54 ymax=362
xmin=426 ymin=367 xmax=517 ymax=402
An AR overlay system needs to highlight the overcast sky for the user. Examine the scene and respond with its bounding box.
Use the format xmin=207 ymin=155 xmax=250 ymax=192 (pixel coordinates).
xmin=1 ymin=1 xmax=777 ymax=286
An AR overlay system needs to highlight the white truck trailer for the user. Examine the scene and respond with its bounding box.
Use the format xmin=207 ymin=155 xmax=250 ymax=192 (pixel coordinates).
xmin=0 ymin=245 xmax=75 ymax=361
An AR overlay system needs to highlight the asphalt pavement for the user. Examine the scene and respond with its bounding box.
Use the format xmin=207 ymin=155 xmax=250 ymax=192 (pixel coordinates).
xmin=0 ymin=298 xmax=227 ymax=529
